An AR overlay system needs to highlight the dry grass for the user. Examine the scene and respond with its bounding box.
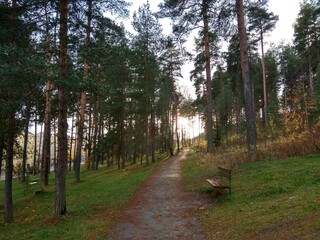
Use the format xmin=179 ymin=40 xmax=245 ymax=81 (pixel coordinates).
xmin=183 ymin=127 xmax=320 ymax=240
xmin=194 ymin=127 xmax=320 ymax=171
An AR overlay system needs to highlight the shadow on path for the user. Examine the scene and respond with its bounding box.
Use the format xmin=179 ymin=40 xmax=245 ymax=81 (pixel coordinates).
xmin=106 ymin=148 xmax=207 ymax=240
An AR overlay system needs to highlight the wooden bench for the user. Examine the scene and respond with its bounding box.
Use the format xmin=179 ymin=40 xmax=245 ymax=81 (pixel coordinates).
xmin=206 ymin=166 xmax=231 ymax=194
xmin=29 ymin=179 xmax=39 ymax=185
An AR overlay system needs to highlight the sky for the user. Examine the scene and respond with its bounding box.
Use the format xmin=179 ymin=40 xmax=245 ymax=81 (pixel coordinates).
xmin=267 ymin=0 xmax=301 ymax=45
xmin=124 ymin=0 xmax=302 ymax=98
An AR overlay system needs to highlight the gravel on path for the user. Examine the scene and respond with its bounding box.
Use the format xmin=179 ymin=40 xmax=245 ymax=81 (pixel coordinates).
xmin=106 ymin=148 xmax=208 ymax=240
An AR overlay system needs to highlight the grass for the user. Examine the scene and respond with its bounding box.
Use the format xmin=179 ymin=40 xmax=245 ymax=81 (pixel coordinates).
xmin=2 ymin=146 xmax=319 ymax=239
xmin=182 ymin=149 xmax=320 ymax=239
xmin=0 ymin=155 xmax=167 ymax=240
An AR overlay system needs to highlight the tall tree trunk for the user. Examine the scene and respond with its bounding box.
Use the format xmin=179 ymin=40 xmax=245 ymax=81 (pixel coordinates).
xmin=68 ymin=113 xmax=74 ymax=172
xmin=151 ymin=72 xmax=156 ymax=163
xmin=145 ymin=55 xmax=149 ymax=165
xmin=308 ymin=44 xmax=314 ymax=93
xmin=170 ymin=106 xmax=174 ymax=155
xmin=260 ymin=30 xmax=268 ymax=131
xmin=33 ymin=117 xmax=37 ymax=175
xmin=74 ymin=89 xmax=86 ymax=175
xmin=42 ymin=81 xmax=53 ymax=186
xmin=175 ymin=98 xmax=179 ymax=153
xmin=53 ymin=117 xmax=57 ymax=172
xmin=69 ymin=113 xmax=74 ymax=171
xmin=118 ymin=118 xmax=125 ymax=170
xmin=21 ymin=101 xmax=31 ymax=182
xmin=169 ymin=61 xmax=174 ymax=156
xmin=0 ymin=133 xmax=4 ymax=178
xmin=97 ymin=114 xmax=103 ymax=168
xmin=4 ymin=0 xmax=17 ymax=222
xmin=236 ymin=0 xmax=257 ymax=159
xmin=198 ymin=113 xmax=201 ymax=145
xmin=41 ymin=0 xmax=54 ymax=187
xmin=38 ymin=124 xmax=43 ymax=171
xmin=202 ymin=0 xmax=214 ymax=152
xmin=55 ymin=0 xmax=68 ymax=216
xmin=73 ymin=124 xmax=77 ymax=169
xmin=74 ymin=0 xmax=92 ymax=182
xmin=91 ymin=98 xmax=99 ymax=170
xmin=120 ymin=80 xmax=126 ymax=169
xmin=4 ymin=91 xmax=15 ymax=223
xmin=282 ymin=64 xmax=288 ymax=110
xmin=87 ymin=101 xmax=93 ymax=169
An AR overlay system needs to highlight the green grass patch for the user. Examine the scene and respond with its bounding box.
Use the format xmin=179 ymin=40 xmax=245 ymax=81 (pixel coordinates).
xmin=0 ymin=157 xmax=167 ymax=240
xmin=183 ymin=150 xmax=320 ymax=239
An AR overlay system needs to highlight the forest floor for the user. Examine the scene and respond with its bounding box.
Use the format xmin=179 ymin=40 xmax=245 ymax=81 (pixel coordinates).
xmin=106 ymin=148 xmax=210 ymax=240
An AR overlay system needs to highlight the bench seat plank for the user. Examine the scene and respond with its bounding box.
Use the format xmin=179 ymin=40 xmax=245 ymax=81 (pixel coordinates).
xmin=206 ymin=178 xmax=229 ymax=189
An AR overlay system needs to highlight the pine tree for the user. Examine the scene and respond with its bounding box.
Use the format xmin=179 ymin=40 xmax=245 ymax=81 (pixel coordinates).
xmin=1 ymin=0 xmax=44 ymax=222
xmin=159 ymin=37 xmax=189 ymax=154
xmin=236 ymin=0 xmax=257 ymax=158
xmin=247 ymin=1 xmax=278 ymax=130
xmin=55 ymin=0 xmax=68 ymax=215
xmin=73 ymin=0 xmax=130 ymax=181
xmin=132 ymin=2 xmax=163 ymax=164
xmin=294 ymin=1 xmax=320 ymax=93
xmin=159 ymin=0 xmax=226 ymax=152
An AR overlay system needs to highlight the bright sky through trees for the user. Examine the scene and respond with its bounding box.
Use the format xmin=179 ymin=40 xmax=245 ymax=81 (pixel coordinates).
xmin=268 ymin=0 xmax=300 ymax=44
xmin=124 ymin=0 xmax=301 ymax=98
xmin=121 ymin=0 xmax=301 ymax=138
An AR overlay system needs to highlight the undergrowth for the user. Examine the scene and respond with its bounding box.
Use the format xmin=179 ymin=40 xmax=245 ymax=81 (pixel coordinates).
xmin=194 ymin=129 xmax=320 ymax=169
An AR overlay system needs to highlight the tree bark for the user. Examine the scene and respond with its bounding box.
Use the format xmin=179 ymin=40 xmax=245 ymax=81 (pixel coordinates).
xmin=4 ymin=0 xmax=17 ymax=223
xmin=151 ymin=71 xmax=156 ymax=163
xmin=236 ymin=0 xmax=257 ymax=159
xmin=74 ymin=0 xmax=92 ymax=182
xmin=169 ymin=59 xmax=175 ymax=155
xmin=87 ymin=101 xmax=92 ymax=169
xmin=203 ymin=0 xmax=214 ymax=152
xmin=55 ymin=0 xmax=68 ymax=216
xmin=21 ymin=101 xmax=31 ymax=182
xmin=33 ymin=117 xmax=37 ymax=175
xmin=69 ymin=113 xmax=74 ymax=171
xmin=308 ymin=52 xmax=314 ymax=92
xmin=53 ymin=117 xmax=57 ymax=172
xmin=41 ymin=0 xmax=54 ymax=186
xmin=145 ymin=36 xmax=150 ymax=165
xmin=42 ymin=81 xmax=53 ymax=186
xmin=305 ymin=35 xmax=314 ymax=94
xmin=175 ymin=96 xmax=179 ymax=153
xmin=169 ymin=108 xmax=174 ymax=156
xmin=4 ymin=91 xmax=14 ymax=223
xmin=91 ymin=97 xmax=99 ymax=170
xmin=151 ymin=111 xmax=156 ymax=162
xmin=119 ymin=77 xmax=126 ymax=169
xmin=282 ymin=63 xmax=287 ymax=110
xmin=260 ymin=30 xmax=268 ymax=131
xmin=97 ymin=114 xmax=103 ymax=168
xmin=0 ymin=133 xmax=4 ymax=178
xmin=38 ymin=124 xmax=43 ymax=171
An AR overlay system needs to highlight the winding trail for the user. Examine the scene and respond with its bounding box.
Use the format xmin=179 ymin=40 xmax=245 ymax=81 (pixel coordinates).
xmin=106 ymin=148 xmax=207 ymax=240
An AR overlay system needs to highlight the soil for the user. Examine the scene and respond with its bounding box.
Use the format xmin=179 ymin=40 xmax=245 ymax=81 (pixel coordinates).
xmin=106 ymin=148 xmax=209 ymax=240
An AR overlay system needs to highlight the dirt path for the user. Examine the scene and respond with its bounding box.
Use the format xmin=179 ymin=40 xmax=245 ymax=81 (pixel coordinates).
xmin=106 ymin=148 xmax=208 ymax=240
